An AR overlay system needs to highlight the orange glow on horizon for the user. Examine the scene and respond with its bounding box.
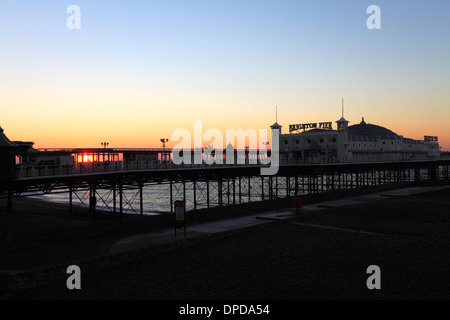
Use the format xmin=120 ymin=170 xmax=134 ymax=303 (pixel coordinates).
xmin=3 ymin=111 xmax=450 ymax=152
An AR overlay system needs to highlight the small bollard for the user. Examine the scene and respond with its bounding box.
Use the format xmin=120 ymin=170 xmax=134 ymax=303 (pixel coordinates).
xmin=293 ymin=196 xmax=302 ymax=213
xmin=174 ymin=200 xmax=186 ymax=238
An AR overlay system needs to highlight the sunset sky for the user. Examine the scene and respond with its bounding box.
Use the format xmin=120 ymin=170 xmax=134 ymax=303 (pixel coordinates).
xmin=1 ymin=0 xmax=449 ymax=150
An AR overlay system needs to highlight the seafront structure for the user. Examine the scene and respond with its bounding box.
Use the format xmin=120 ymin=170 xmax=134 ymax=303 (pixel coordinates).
xmin=0 ymin=127 xmax=18 ymax=186
xmin=1 ymin=121 xmax=449 ymax=215
xmin=8 ymin=117 xmax=443 ymax=171
xmin=280 ymin=116 xmax=440 ymax=164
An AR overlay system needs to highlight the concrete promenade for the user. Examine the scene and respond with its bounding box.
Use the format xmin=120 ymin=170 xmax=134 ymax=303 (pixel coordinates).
xmin=1 ymin=184 xmax=450 ymax=299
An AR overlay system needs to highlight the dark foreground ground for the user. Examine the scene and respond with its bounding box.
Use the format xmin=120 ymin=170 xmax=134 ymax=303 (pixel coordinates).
xmin=4 ymin=185 xmax=450 ymax=301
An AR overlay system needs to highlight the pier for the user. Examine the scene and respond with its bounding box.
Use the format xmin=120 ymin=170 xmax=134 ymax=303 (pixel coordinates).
xmin=2 ymin=152 xmax=450 ymax=215
xmin=2 ymin=127 xmax=450 ymax=215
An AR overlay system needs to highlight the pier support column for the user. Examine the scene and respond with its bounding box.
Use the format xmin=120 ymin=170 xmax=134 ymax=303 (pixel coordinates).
xmin=7 ymin=187 xmax=13 ymax=212
xmin=218 ymin=178 xmax=223 ymax=206
xmin=261 ymin=176 xmax=265 ymax=200
xmin=139 ymin=183 xmax=143 ymax=216
xmin=232 ymin=177 xmax=236 ymax=205
xmin=113 ymin=184 xmax=117 ymax=214
xmin=332 ymin=173 xmax=335 ymax=191
xmin=307 ymin=176 xmax=312 ymax=194
xmin=414 ymin=168 xmax=420 ymax=182
xmin=248 ymin=176 xmax=251 ymax=203
xmin=89 ymin=184 xmax=96 ymax=214
xmin=119 ymin=184 xmax=123 ymax=216
xmin=193 ymin=180 xmax=197 ymax=211
xmin=286 ymin=176 xmax=290 ymax=197
xmin=183 ymin=179 xmax=186 ymax=208
xmin=170 ymin=180 xmax=173 ymax=213
xmin=69 ymin=186 xmax=73 ymax=214
xmin=206 ymin=179 xmax=210 ymax=209
xmin=275 ymin=176 xmax=278 ymax=199
xmin=429 ymin=163 xmax=437 ymax=181
xmin=238 ymin=176 xmax=242 ymax=204
xmin=227 ymin=178 xmax=231 ymax=205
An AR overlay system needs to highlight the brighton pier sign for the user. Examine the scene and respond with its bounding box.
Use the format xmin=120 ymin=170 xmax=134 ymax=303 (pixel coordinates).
xmin=289 ymin=122 xmax=333 ymax=133
xmin=424 ymin=136 xmax=438 ymax=142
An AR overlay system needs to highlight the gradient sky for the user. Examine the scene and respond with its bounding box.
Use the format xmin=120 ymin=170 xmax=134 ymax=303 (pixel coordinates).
xmin=1 ymin=0 xmax=449 ymax=150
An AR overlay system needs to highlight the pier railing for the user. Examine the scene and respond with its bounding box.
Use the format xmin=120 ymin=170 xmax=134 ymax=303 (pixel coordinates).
xmin=15 ymin=160 xmax=266 ymax=178
xmin=4 ymin=158 xmax=450 ymax=215
xmin=14 ymin=157 xmax=449 ymax=178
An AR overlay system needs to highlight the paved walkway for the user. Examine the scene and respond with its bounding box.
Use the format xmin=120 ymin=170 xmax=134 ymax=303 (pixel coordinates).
xmin=1 ymin=184 xmax=449 ymax=293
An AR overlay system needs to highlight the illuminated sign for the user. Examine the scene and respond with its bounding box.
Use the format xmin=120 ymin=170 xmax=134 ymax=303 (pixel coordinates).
xmin=424 ymin=136 xmax=438 ymax=142
xmin=289 ymin=122 xmax=333 ymax=133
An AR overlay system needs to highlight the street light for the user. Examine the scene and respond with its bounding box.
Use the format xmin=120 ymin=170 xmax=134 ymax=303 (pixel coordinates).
xmin=160 ymin=138 xmax=169 ymax=148
xmin=101 ymin=142 xmax=109 ymax=162
xmin=261 ymin=142 xmax=270 ymax=164
xmin=160 ymin=138 xmax=169 ymax=162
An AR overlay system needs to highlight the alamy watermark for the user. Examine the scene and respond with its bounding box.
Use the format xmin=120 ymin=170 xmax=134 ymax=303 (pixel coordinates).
xmin=366 ymin=265 xmax=381 ymax=289
xmin=66 ymin=5 xmax=81 ymax=30
xmin=367 ymin=5 xmax=381 ymax=30
xmin=66 ymin=265 xmax=81 ymax=289
xmin=170 ymin=121 xmax=280 ymax=175
xmin=66 ymin=4 xmax=381 ymax=30
xmin=65 ymin=5 xmax=381 ymax=31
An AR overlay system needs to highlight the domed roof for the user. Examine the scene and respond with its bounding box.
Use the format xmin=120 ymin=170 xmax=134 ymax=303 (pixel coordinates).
xmin=348 ymin=117 xmax=398 ymax=138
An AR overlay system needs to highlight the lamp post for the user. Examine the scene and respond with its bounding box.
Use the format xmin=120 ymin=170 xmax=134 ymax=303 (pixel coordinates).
xmin=206 ymin=144 xmax=213 ymax=163
xmin=262 ymin=142 xmax=269 ymax=164
xmin=160 ymin=138 xmax=169 ymax=162
xmin=101 ymin=142 xmax=109 ymax=162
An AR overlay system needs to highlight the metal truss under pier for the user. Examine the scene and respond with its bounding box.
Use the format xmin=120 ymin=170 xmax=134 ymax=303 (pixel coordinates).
xmin=1 ymin=160 xmax=450 ymax=215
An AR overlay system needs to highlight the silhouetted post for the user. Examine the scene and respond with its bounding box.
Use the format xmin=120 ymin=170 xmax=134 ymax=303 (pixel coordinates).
xmin=139 ymin=183 xmax=143 ymax=216
xmin=169 ymin=180 xmax=173 ymax=214
xmin=183 ymin=179 xmax=186 ymax=208
xmin=218 ymin=178 xmax=223 ymax=206
xmin=119 ymin=184 xmax=123 ymax=216
xmin=227 ymin=178 xmax=230 ymax=205
xmin=0 ymin=127 xmax=19 ymax=212
xmin=89 ymin=184 xmax=96 ymax=214
xmin=7 ymin=187 xmax=13 ymax=212
xmin=69 ymin=186 xmax=73 ymax=214
xmin=193 ymin=179 xmax=197 ymax=211
xmin=248 ymin=176 xmax=251 ymax=203
xmin=429 ymin=163 xmax=437 ymax=181
xmin=286 ymin=176 xmax=290 ymax=197
xmin=206 ymin=179 xmax=210 ymax=209
xmin=113 ymin=184 xmax=117 ymax=214
xmin=275 ymin=176 xmax=278 ymax=198
xmin=238 ymin=176 xmax=242 ymax=204
xmin=261 ymin=176 xmax=265 ymax=200
xmin=232 ymin=178 xmax=236 ymax=205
